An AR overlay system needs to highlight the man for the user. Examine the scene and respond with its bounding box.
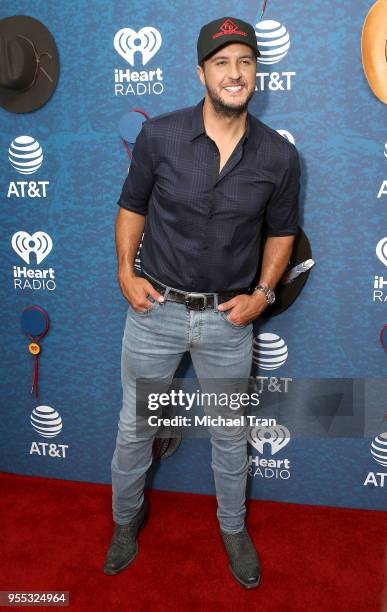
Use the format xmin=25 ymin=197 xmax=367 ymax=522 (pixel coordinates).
xmin=104 ymin=16 xmax=301 ymax=589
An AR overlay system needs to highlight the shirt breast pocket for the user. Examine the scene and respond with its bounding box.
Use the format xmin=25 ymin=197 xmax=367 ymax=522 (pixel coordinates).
xmin=223 ymin=171 xmax=274 ymax=218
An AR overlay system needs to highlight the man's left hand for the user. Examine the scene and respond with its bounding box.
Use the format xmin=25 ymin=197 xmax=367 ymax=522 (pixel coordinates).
xmin=217 ymin=292 xmax=268 ymax=326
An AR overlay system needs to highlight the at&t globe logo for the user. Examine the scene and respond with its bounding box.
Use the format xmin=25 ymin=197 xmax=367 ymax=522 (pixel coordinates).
xmin=255 ymin=20 xmax=290 ymax=64
xmin=8 ymin=135 xmax=43 ymax=175
xmin=363 ymin=431 xmax=387 ymax=488
xmin=370 ymin=432 xmax=387 ymax=467
xmin=253 ymin=333 xmax=288 ymax=371
xmin=30 ymin=405 xmax=62 ymax=438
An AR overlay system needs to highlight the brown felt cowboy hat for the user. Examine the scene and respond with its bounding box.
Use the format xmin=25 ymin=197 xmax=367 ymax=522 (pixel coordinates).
xmin=0 ymin=15 xmax=59 ymax=113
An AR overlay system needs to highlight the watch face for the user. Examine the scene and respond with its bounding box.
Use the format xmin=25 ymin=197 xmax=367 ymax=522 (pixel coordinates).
xmin=255 ymin=285 xmax=275 ymax=304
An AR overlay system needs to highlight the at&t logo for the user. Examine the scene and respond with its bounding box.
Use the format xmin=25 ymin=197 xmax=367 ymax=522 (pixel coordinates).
xmin=113 ymin=26 xmax=164 ymax=96
xmin=378 ymin=139 xmax=387 ymax=198
xmin=254 ymin=20 xmax=295 ymax=91
xmin=7 ymin=136 xmax=49 ymax=198
xmin=377 ymin=180 xmax=387 ymax=199
xmin=247 ymin=424 xmax=291 ymax=480
xmin=363 ymin=432 xmax=387 ymax=488
xmin=253 ymin=333 xmax=288 ymax=371
xmin=29 ymin=405 xmax=69 ymax=459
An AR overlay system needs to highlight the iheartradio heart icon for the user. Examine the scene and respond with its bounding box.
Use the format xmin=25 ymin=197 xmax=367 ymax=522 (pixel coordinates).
xmin=114 ymin=27 xmax=162 ymax=66
xmin=12 ymin=231 xmax=52 ymax=264
xmin=376 ymin=237 xmax=387 ymax=267
xmin=247 ymin=424 xmax=290 ymax=455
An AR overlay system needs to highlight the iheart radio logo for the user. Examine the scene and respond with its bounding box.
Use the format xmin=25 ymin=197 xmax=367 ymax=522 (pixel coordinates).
xmin=247 ymin=424 xmax=290 ymax=455
xmin=12 ymin=231 xmax=52 ymax=265
xmin=376 ymin=237 xmax=387 ymax=267
xmin=114 ymin=27 xmax=162 ymax=66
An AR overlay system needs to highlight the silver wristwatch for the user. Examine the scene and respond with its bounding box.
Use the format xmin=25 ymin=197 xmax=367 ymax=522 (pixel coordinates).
xmin=253 ymin=283 xmax=276 ymax=305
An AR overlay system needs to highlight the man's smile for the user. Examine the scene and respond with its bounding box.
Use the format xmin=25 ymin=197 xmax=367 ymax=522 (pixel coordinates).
xmin=223 ymin=84 xmax=245 ymax=95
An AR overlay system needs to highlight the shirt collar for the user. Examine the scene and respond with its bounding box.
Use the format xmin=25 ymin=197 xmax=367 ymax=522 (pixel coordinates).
xmin=190 ymin=97 xmax=251 ymax=143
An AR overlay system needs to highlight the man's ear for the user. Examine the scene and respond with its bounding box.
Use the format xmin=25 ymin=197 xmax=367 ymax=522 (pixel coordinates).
xmin=196 ymin=64 xmax=205 ymax=86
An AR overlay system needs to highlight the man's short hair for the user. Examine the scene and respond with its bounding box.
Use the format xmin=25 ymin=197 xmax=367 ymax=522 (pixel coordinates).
xmin=198 ymin=46 xmax=256 ymax=70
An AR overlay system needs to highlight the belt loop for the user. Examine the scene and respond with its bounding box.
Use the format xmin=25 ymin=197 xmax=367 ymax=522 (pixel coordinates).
xmin=163 ymin=286 xmax=171 ymax=302
xmin=213 ymin=292 xmax=219 ymax=312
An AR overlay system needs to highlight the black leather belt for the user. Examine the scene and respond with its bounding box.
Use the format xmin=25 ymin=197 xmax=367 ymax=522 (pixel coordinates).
xmin=142 ymin=272 xmax=251 ymax=311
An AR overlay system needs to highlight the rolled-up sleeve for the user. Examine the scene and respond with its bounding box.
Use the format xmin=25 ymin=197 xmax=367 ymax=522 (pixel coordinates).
xmin=117 ymin=121 xmax=154 ymax=215
xmin=264 ymin=146 xmax=300 ymax=236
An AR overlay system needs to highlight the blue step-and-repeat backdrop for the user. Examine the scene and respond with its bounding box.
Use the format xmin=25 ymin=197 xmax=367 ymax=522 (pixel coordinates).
xmin=1 ymin=0 xmax=386 ymax=511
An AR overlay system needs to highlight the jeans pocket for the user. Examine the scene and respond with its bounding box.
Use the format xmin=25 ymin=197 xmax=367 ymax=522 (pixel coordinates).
xmin=220 ymin=310 xmax=249 ymax=328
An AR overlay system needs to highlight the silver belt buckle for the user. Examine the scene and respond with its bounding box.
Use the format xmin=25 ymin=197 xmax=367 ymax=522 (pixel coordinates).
xmin=185 ymin=293 xmax=208 ymax=310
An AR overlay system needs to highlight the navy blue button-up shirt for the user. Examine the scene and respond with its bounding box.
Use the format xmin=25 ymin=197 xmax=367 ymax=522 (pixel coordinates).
xmin=117 ymin=98 xmax=300 ymax=292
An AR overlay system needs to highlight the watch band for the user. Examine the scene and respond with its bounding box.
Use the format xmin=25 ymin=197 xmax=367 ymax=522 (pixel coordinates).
xmin=253 ymin=283 xmax=276 ymax=305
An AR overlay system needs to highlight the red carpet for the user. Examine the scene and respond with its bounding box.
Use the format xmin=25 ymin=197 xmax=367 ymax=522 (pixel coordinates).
xmin=0 ymin=471 xmax=386 ymax=611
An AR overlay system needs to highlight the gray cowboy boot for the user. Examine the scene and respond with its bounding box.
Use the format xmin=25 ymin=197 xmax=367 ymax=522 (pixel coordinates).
xmin=103 ymin=498 xmax=148 ymax=575
xmin=220 ymin=527 xmax=261 ymax=588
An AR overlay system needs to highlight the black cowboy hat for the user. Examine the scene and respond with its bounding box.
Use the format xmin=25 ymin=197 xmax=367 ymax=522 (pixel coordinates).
xmin=0 ymin=15 xmax=59 ymax=113
xmin=152 ymin=424 xmax=182 ymax=459
xmin=260 ymin=226 xmax=315 ymax=318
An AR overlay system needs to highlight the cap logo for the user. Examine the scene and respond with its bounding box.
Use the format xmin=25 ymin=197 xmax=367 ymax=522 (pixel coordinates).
xmin=212 ymin=19 xmax=248 ymax=39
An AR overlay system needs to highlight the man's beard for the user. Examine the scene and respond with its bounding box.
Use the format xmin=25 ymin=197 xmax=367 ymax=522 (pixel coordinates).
xmin=204 ymin=81 xmax=254 ymax=118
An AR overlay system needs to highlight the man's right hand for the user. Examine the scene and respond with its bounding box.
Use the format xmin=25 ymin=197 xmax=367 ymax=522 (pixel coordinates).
xmin=118 ymin=269 xmax=164 ymax=312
